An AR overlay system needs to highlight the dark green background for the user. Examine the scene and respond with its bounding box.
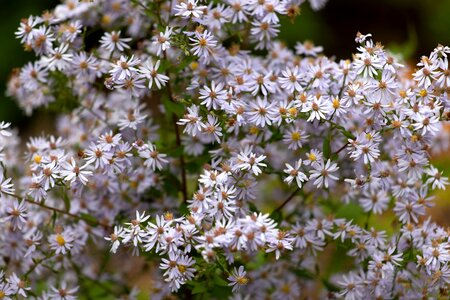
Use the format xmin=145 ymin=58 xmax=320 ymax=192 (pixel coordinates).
xmin=1 ymin=0 xmax=449 ymax=125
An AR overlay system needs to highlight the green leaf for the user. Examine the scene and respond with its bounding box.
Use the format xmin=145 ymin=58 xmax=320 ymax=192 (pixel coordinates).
xmin=62 ymin=192 xmax=71 ymax=212
xmin=80 ymin=213 xmax=98 ymax=225
xmin=162 ymin=97 xmax=185 ymax=117
xmin=213 ymin=275 xmax=229 ymax=287
xmin=192 ymin=283 xmax=208 ymax=295
xmin=323 ymin=136 xmax=331 ymax=159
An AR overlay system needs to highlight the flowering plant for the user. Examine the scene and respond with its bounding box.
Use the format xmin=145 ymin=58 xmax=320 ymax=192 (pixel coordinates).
xmin=1 ymin=0 xmax=450 ymax=299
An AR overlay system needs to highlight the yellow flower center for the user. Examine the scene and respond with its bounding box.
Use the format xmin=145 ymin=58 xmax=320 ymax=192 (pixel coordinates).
xmin=55 ymin=234 xmax=66 ymax=246
xmin=291 ymin=131 xmax=301 ymax=141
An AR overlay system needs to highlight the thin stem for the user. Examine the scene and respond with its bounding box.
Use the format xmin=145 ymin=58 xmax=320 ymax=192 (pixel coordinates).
xmin=334 ymin=142 xmax=349 ymax=155
xmin=5 ymin=192 xmax=110 ymax=228
xmin=164 ymin=57 xmax=188 ymax=203
xmin=273 ymin=187 xmax=300 ymax=214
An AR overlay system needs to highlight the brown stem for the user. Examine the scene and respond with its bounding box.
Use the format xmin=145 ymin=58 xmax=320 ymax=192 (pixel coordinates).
xmin=273 ymin=187 xmax=300 ymax=214
xmin=334 ymin=142 xmax=349 ymax=155
xmin=5 ymin=192 xmax=110 ymax=228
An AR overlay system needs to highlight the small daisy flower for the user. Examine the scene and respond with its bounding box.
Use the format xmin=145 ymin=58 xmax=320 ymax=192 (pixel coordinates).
xmin=309 ymin=159 xmax=339 ymax=188
xmin=283 ymin=159 xmax=308 ymax=188
xmin=100 ymin=31 xmax=131 ymax=53
xmin=138 ymin=59 xmax=169 ymax=90
xmin=227 ymin=266 xmax=248 ymax=292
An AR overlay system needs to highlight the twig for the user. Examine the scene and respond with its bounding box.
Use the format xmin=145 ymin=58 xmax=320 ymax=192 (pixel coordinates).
xmin=273 ymin=187 xmax=300 ymax=214
xmin=334 ymin=142 xmax=349 ymax=155
xmin=5 ymin=192 xmax=110 ymax=228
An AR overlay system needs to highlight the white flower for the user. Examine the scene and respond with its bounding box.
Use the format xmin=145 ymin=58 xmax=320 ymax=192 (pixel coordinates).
xmin=201 ymin=114 xmax=223 ymax=143
xmin=175 ymin=0 xmax=206 ymax=18
xmin=138 ymin=59 xmax=169 ymax=90
xmin=109 ymin=55 xmax=140 ymax=82
xmin=189 ymin=30 xmax=217 ymax=59
xmin=309 ymin=159 xmax=339 ymax=188
xmin=0 ymin=173 xmax=15 ymax=196
xmin=60 ymin=157 xmax=92 ymax=186
xmin=153 ymin=26 xmax=173 ymax=56
xmin=234 ymin=148 xmax=267 ymax=176
xmin=0 ymin=122 xmax=12 ymax=137
xmin=139 ymin=142 xmax=168 ymax=171
xmin=100 ymin=31 xmax=131 ymax=53
xmin=301 ymin=95 xmax=331 ymax=122
xmin=227 ymin=266 xmax=248 ymax=292
xmin=283 ymin=159 xmax=308 ymax=188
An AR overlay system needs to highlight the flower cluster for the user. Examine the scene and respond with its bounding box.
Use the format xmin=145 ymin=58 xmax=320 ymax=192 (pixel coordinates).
xmin=2 ymin=0 xmax=450 ymax=299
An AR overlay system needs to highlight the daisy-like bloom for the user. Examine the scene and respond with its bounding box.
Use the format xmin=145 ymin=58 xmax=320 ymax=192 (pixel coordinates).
xmin=144 ymin=215 xmax=173 ymax=252
xmin=41 ymin=43 xmax=73 ymax=71
xmin=189 ymin=30 xmax=217 ymax=59
xmin=301 ymin=95 xmax=331 ymax=122
xmin=247 ymin=96 xmax=277 ymax=127
xmin=0 ymin=282 xmax=14 ymax=300
xmin=60 ymin=157 xmax=92 ymax=186
xmin=283 ymin=159 xmax=308 ymax=188
xmin=123 ymin=211 xmax=150 ymax=248
xmin=200 ymin=114 xmax=223 ymax=143
xmin=234 ymin=149 xmax=267 ymax=176
xmin=49 ymin=229 xmax=74 ymax=255
xmin=139 ymin=142 xmax=168 ymax=171
xmin=282 ymin=125 xmax=308 ymax=150
xmin=177 ymin=105 xmax=203 ymax=136
xmin=37 ymin=160 xmax=60 ymax=190
xmin=15 ymin=15 xmax=42 ymax=43
xmin=138 ymin=59 xmax=169 ymax=90
xmin=153 ymin=26 xmax=173 ymax=57
xmin=100 ymin=31 xmax=131 ymax=53
xmin=8 ymin=273 xmax=30 ymax=297
xmin=359 ymin=189 xmax=389 ymax=214
xmin=4 ymin=200 xmax=27 ymax=230
xmin=0 ymin=121 xmax=12 ymax=137
xmin=104 ymin=225 xmax=124 ymax=253
xmin=412 ymin=114 xmax=439 ymax=135
xmin=266 ymin=231 xmax=294 ymax=259
xmin=174 ymin=0 xmax=206 ymax=19
xmin=279 ymin=66 xmax=303 ymax=93
xmin=295 ymin=40 xmax=323 ymax=56
xmin=109 ymin=55 xmax=140 ymax=82
xmin=425 ymin=165 xmax=449 ymax=190
xmin=309 ymin=159 xmax=339 ymax=188
xmin=199 ymin=81 xmax=227 ymax=110
xmin=48 ymin=282 xmax=78 ymax=300
xmin=227 ymin=266 xmax=248 ymax=292
xmin=29 ymin=25 xmax=55 ymax=55
xmin=98 ymin=131 xmax=122 ymax=151
xmin=336 ymin=272 xmax=365 ymax=300
xmin=412 ymin=61 xmax=438 ymax=88
xmin=250 ymin=20 xmax=280 ymax=50
xmin=353 ymin=52 xmax=382 ymax=78
xmin=117 ymin=107 xmax=148 ymax=130
xmin=70 ymin=51 xmax=97 ymax=80
xmin=84 ymin=143 xmax=113 ymax=169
